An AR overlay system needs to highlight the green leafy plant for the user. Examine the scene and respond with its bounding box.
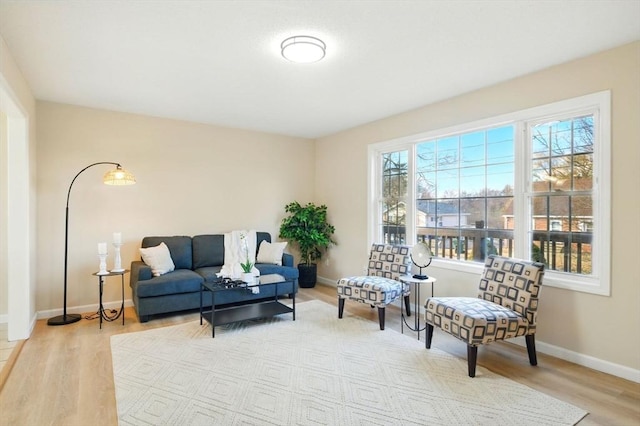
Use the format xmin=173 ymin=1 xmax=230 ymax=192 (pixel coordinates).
xmin=240 ymin=258 xmax=253 ymax=273
xmin=279 ymin=201 xmax=336 ymax=266
xmin=239 ymin=232 xmax=253 ymax=273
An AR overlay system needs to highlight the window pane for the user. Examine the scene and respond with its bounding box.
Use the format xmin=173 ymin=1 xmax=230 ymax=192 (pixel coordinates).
xmin=532 ymin=125 xmax=550 ymax=158
xmin=550 ymin=121 xmax=573 ymax=156
xmin=417 ymin=199 xmax=437 ymax=227
xmin=574 ymin=116 xmax=594 ymax=154
xmin=436 ymin=169 xmax=458 ymax=198
xmin=487 ymin=163 xmax=514 ymax=195
xmin=382 ymin=152 xmax=407 ymax=197
xmin=417 ymin=171 xmax=435 ymax=198
xmin=549 ymin=156 xmax=571 ymax=192
xmin=460 ymin=198 xmax=485 ymax=228
xmin=487 ymin=126 xmax=514 ymax=164
xmin=417 ymin=142 xmax=436 ymax=171
xmin=382 ymin=150 xmax=408 ymax=244
xmin=573 ymin=153 xmax=593 ymax=190
xmin=549 ymin=195 xmax=570 ymax=229
xmin=532 ymin=159 xmax=551 ymax=193
xmin=415 ymin=125 xmax=514 ymax=264
xmin=460 ymin=166 xmax=485 ymax=196
xmin=529 ymin=113 xmax=594 ymax=276
xmin=435 ymin=199 xmax=459 ymax=228
xmin=437 ymin=137 xmax=459 ymax=169
xmin=487 ymin=197 xmax=512 ymax=230
xmin=531 ymin=195 xmax=549 ymax=231
xmin=571 ymin=195 xmax=593 ymax=230
xmin=461 ymin=132 xmax=485 ymax=167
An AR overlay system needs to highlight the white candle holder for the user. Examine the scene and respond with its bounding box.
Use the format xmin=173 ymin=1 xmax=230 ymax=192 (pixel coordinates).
xmin=111 ymin=242 xmax=124 ymax=272
xmin=97 ymin=253 xmax=109 ymax=275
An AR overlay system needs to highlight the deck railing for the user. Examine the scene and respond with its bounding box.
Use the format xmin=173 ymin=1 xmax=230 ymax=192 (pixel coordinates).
xmin=384 ymin=226 xmax=593 ymax=274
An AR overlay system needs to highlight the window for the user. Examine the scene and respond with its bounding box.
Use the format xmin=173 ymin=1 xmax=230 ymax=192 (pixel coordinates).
xmin=529 ymin=115 xmax=595 ymax=275
xmin=369 ymin=92 xmax=610 ymax=295
xmin=380 ymin=151 xmax=408 ymax=244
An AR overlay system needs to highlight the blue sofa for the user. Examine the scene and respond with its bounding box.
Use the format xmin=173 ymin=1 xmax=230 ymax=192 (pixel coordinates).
xmin=130 ymin=232 xmax=299 ymax=322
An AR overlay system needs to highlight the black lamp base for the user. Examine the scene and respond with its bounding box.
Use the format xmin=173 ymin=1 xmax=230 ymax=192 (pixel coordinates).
xmin=413 ymin=274 xmax=428 ymax=280
xmin=47 ymin=313 xmax=81 ymax=326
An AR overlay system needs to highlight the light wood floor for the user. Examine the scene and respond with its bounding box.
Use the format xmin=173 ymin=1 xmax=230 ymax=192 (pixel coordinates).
xmin=1 ymin=284 xmax=638 ymax=426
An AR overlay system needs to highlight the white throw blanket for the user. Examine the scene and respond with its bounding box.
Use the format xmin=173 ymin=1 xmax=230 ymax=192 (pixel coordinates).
xmin=218 ymin=229 xmax=259 ymax=279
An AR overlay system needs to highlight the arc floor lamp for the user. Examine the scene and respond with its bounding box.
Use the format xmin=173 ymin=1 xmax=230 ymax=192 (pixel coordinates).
xmin=47 ymin=162 xmax=136 ymax=326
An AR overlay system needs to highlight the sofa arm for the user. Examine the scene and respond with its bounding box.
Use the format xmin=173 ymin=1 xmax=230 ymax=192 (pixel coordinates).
xmin=282 ymin=253 xmax=294 ymax=267
xmin=130 ymin=260 xmax=153 ymax=288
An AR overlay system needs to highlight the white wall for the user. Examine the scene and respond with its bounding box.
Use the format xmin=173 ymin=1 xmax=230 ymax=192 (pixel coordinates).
xmin=36 ymin=102 xmax=314 ymax=315
xmin=316 ymin=42 xmax=640 ymax=377
xmin=0 ymin=111 xmax=6 ymax=320
xmin=0 ymin=35 xmax=37 ymax=340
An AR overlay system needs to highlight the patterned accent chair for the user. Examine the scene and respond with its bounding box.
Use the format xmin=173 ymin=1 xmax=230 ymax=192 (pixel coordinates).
xmin=337 ymin=244 xmax=412 ymax=330
xmin=424 ymin=255 xmax=545 ymax=377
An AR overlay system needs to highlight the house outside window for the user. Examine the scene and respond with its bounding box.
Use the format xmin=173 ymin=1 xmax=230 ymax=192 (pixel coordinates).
xmin=368 ymin=92 xmax=610 ymax=295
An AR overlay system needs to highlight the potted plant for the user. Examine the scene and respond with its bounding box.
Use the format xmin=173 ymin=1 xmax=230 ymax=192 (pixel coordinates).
xmin=279 ymin=201 xmax=336 ymax=288
xmin=239 ymin=232 xmax=255 ymax=285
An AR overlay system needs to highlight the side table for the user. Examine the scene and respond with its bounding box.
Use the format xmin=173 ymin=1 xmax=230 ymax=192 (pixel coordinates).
xmin=399 ymin=275 xmax=437 ymax=340
xmin=92 ymin=269 xmax=129 ymax=329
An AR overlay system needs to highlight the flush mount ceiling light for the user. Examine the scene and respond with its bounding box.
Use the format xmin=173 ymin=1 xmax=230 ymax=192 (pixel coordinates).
xmin=281 ymin=35 xmax=326 ymax=63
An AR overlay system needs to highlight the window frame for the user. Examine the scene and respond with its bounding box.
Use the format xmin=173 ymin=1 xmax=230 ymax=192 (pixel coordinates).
xmin=368 ymin=91 xmax=611 ymax=296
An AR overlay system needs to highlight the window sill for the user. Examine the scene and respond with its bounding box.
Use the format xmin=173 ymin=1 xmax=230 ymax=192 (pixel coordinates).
xmin=431 ymin=258 xmax=610 ymax=296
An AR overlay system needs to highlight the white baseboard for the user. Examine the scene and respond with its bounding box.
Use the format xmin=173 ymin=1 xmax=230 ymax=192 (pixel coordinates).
xmin=318 ymin=274 xmax=640 ymax=383
xmin=37 ymin=299 xmax=134 ymax=320
xmin=0 ymin=312 xmax=37 ymax=341
xmin=509 ymin=336 xmax=640 ymax=383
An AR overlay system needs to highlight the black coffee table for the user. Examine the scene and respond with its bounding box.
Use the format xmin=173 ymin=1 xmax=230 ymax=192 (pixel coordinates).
xmin=199 ymin=274 xmax=295 ymax=338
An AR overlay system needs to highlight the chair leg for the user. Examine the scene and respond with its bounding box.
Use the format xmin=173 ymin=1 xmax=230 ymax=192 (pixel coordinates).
xmin=467 ymin=345 xmax=478 ymax=378
xmin=377 ymin=307 xmax=385 ymax=330
xmin=404 ymin=294 xmax=411 ymax=317
xmin=525 ymin=334 xmax=538 ymax=366
xmin=425 ymin=324 xmax=434 ymax=349
xmin=338 ymin=298 xmax=345 ymax=319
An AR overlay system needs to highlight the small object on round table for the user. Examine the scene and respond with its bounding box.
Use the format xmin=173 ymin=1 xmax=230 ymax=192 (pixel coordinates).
xmin=411 ymin=242 xmax=433 ymax=279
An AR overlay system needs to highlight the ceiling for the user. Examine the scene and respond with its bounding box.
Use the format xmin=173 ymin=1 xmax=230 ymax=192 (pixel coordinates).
xmin=1 ymin=1 xmax=638 ymax=139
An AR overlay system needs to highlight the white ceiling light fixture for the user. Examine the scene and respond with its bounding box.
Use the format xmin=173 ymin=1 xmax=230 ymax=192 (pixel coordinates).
xmin=281 ymin=35 xmax=326 ymax=63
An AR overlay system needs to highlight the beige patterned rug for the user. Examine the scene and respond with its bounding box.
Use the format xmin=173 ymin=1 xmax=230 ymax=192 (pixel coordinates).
xmin=111 ymin=300 xmax=587 ymax=425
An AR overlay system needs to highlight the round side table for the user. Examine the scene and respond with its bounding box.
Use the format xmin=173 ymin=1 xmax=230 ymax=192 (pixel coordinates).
xmin=399 ymin=275 xmax=437 ymax=340
xmin=92 ymin=269 xmax=129 ymax=329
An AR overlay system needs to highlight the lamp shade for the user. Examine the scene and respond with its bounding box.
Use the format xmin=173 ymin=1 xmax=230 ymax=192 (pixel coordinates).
xmin=281 ymin=35 xmax=326 ymax=63
xmin=103 ymin=165 xmax=136 ymax=185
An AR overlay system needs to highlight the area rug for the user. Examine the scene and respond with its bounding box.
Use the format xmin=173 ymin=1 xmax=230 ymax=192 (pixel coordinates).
xmin=111 ymin=300 xmax=587 ymax=425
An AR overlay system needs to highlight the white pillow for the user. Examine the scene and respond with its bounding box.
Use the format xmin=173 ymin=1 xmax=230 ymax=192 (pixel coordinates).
xmin=139 ymin=242 xmax=175 ymax=276
xmin=256 ymin=241 xmax=287 ymax=266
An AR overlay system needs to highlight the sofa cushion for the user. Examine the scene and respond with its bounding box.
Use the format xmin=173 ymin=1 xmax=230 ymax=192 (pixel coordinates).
xmin=192 ymin=234 xmax=225 ymax=269
xmin=194 ymin=265 xmax=223 ymax=283
xmin=139 ymin=242 xmax=175 ymax=276
xmin=256 ymin=232 xmax=271 ymax=251
xmin=255 ymin=263 xmax=299 ymax=282
xmin=257 ymin=241 xmax=288 ymax=265
xmin=142 ymin=236 xmax=193 ymax=270
xmin=135 ymin=269 xmax=204 ymax=297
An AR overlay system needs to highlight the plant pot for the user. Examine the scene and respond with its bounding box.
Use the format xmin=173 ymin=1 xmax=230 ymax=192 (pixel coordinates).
xmin=242 ymin=272 xmax=254 ymax=285
xmin=298 ymin=263 xmax=317 ymax=288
